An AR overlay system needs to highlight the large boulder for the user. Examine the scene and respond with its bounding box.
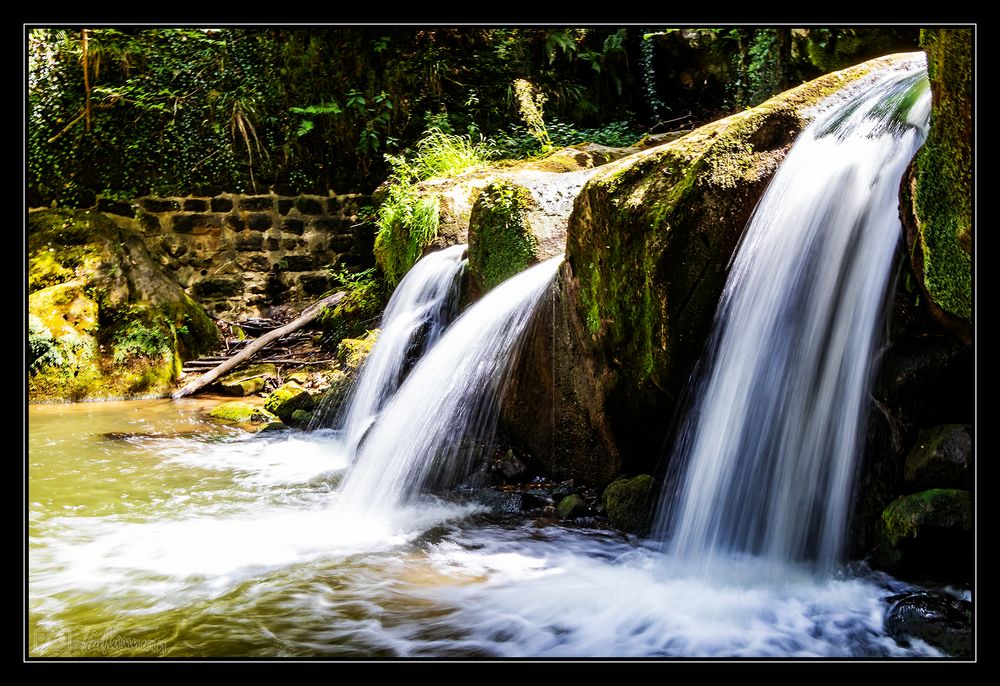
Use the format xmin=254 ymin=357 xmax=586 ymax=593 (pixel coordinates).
xmin=28 ymin=209 xmax=220 ymax=401
xmin=900 ymin=28 xmax=972 ymax=339
xmin=879 ymin=488 xmax=972 ymax=581
xmin=503 ymin=53 xmax=919 ymax=484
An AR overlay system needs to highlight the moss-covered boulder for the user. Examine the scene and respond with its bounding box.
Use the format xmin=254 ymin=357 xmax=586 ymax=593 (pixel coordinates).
xmin=904 ymin=424 xmax=972 ymax=491
xmin=378 ymin=144 xmax=631 ymax=287
xmin=901 ymin=29 xmax=972 ymax=338
xmin=28 ymin=209 xmax=221 ymax=402
xmin=602 ymin=474 xmax=654 ymax=534
xmin=467 ymin=181 xmax=540 ymax=295
xmin=555 ymin=494 xmax=590 ymax=520
xmin=879 ymin=488 xmax=972 ymax=580
xmin=209 ymin=401 xmax=279 ymax=424
xmin=264 ymin=381 xmax=315 ymax=422
xmin=503 ymin=54 xmax=917 ymax=484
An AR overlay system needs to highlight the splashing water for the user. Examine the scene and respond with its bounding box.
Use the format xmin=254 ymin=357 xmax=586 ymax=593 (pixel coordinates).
xmin=322 ymin=244 xmax=467 ymax=458
xmin=655 ymin=62 xmax=932 ymax=571
xmin=333 ymin=257 xmax=562 ymax=526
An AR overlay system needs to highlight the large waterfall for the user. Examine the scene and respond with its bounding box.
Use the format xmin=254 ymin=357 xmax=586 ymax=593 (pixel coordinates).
xmin=333 ymin=257 xmax=562 ymax=525
xmin=327 ymin=244 xmax=466 ymax=457
xmin=654 ymin=65 xmax=932 ymax=570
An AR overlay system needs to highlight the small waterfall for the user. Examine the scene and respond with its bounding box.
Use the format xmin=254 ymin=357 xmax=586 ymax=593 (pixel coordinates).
xmin=333 ymin=256 xmax=562 ymax=524
xmin=654 ymin=62 xmax=932 ymax=570
xmin=326 ymin=244 xmax=467 ymax=456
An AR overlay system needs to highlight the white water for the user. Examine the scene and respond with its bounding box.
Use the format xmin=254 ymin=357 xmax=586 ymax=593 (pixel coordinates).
xmin=326 ymin=244 xmax=466 ymax=457
xmin=655 ymin=62 xmax=932 ymax=570
xmin=333 ymin=257 xmax=562 ymax=526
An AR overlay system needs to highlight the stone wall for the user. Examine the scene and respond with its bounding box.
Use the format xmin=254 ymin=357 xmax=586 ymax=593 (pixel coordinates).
xmin=97 ymin=193 xmax=374 ymax=319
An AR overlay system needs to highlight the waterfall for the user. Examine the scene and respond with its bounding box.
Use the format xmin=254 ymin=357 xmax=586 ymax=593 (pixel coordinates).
xmin=654 ymin=62 xmax=932 ymax=570
xmin=325 ymin=244 xmax=467 ymax=457
xmin=333 ymin=256 xmax=562 ymax=524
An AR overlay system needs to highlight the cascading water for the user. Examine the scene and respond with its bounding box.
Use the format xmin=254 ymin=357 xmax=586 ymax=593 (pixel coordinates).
xmin=322 ymin=244 xmax=467 ymax=458
xmin=28 ymin=58 xmax=954 ymax=660
xmin=654 ymin=62 xmax=932 ymax=570
xmin=333 ymin=256 xmax=562 ymax=525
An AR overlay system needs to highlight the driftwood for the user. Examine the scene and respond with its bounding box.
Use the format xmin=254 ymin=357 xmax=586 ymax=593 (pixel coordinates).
xmin=172 ymin=291 xmax=345 ymax=399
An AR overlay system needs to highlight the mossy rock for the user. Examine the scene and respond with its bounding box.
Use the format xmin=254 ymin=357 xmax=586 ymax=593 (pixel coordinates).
xmin=317 ymin=279 xmax=387 ymax=348
xmin=467 ymin=180 xmax=540 ymax=295
xmin=220 ymin=376 xmax=267 ymax=397
xmin=336 ymin=329 xmax=380 ymax=371
xmin=27 ymin=209 xmax=220 ymax=402
xmin=264 ymin=381 xmax=315 ymax=422
xmin=217 ymin=363 xmax=278 ymax=397
xmin=288 ymin=409 xmax=314 ymax=428
xmin=555 ymin=494 xmax=590 ymax=520
xmin=602 ymin=474 xmax=654 ymax=534
xmin=502 ymin=54 xmax=917 ymax=481
xmin=902 ymin=29 xmax=972 ymax=333
xmin=209 ymin=401 xmax=279 ymax=424
xmin=879 ymin=488 xmax=972 ymax=580
xmin=904 ymin=424 xmax=972 ymax=491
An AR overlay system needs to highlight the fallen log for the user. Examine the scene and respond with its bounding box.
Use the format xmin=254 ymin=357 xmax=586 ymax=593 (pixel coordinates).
xmin=172 ymin=291 xmax=345 ymax=399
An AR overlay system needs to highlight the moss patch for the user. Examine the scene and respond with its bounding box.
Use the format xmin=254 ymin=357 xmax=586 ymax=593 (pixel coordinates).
xmin=467 ymin=181 xmax=539 ymax=293
xmin=317 ymin=274 xmax=387 ymax=349
xmin=264 ymin=381 xmax=315 ymax=422
xmin=909 ymin=29 xmax=972 ymax=321
xmin=336 ymin=329 xmax=380 ymax=371
xmin=27 ymin=208 xmax=221 ymax=402
xmin=879 ymin=488 xmax=972 ymax=579
xmin=209 ymin=401 xmax=278 ymax=423
xmin=602 ymin=474 xmax=654 ymax=534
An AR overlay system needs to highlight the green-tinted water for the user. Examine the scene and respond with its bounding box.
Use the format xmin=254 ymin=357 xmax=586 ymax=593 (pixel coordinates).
xmin=28 ymin=400 xmax=939 ymax=658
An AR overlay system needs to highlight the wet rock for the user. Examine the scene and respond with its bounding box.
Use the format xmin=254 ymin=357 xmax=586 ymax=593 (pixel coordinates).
xmin=551 ymin=480 xmax=575 ymax=501
xmin=885 ymin=592 xmax=972 ymax=658
xmin=904 ymin=425 xmax=972 ymax=491
xmin=502 ymin=57 xmax=920 ymax=485
xmin=496 ymin=449 xmax=526 ymax=479
xmin=603 ymin=475 xmax=654 ymax=534
xmin=209 ymin=401 xmax=279 ymax=424
xmin=556 ymin=494 xmax=590 ymax=520
xmin=264 ymin=381 xmax=315 ymax=422
xmin=879 ymin=488 xmax=972 ymax=581
xmin=474 ymin=488 xmax=548 ymax=514
xmin=289 ymin=409 xmax=314 ymax=428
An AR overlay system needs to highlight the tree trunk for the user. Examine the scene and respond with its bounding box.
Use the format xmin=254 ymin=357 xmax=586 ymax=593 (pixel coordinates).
xmin=171 ymin=291 xmax=345 ymax=399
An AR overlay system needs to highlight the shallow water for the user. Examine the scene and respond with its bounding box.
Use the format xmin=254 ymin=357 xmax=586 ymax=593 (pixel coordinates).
xmin=29 ymin=400 xmax=943 ymax=658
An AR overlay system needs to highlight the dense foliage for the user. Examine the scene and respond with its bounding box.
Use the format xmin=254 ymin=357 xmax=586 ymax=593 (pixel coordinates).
xmin=28 ymin=27 xmax=917 ymax=206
